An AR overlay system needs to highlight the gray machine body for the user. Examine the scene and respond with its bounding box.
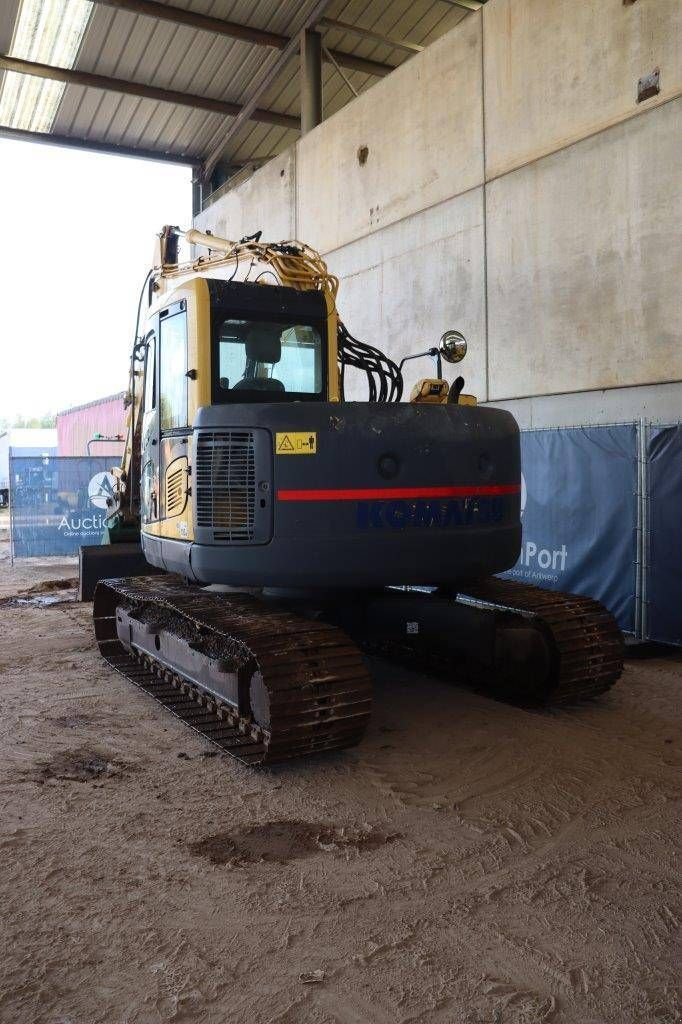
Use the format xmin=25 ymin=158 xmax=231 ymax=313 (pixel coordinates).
xmin=141 ymin=401 xmax=522 ymax=589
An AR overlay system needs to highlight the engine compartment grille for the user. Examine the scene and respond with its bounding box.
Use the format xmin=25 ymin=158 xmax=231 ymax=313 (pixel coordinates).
xmin=165 ymin=459 xmax=186 ymax=517
xmin=195 ymin=431 xmax=256 ymax=542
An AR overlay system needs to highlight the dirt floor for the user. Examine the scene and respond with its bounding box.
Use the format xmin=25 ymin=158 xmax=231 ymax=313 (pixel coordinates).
xmin=0 ymin=535 xmax=680 ymax=1024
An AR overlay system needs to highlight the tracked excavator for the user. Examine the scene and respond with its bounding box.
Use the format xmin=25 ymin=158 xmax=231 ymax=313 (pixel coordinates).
xmin=87 ymin=226 xmax=624 ymax=765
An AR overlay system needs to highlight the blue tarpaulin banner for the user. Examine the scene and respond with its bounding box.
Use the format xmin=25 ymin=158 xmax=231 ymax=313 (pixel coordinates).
xmin=646 ymin=426 xmax=682 ymax=645
xmin=10 ymin=456 xmax=116 ymax=558
xmin=11 ymin=433 xmax=677 ymax=642
xmin=501 ymin=425 xmax=638 ymax=633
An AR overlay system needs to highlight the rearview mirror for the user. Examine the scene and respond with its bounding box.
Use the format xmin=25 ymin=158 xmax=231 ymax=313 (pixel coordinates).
xmin=440 ymin=330 xmax=467 ymax=364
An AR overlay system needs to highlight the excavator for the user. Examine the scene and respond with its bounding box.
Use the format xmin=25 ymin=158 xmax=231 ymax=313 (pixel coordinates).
xmin=85 ymin=226 xmax=624 ymax=765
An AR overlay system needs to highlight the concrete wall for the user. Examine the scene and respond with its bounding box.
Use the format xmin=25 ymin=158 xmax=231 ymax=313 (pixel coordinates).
xmin=296 ymin=17 xmax=484 ymax=256
xmin=198 ymin=150 xmax=295 ymax=243
xmin=195 ymin=0 xmax=682 ymax=418
xmin=487 ymin=97 xmax=682 ymax=399
xmin=324 ymin=188 xmax=488 ymax=397
xmin=483 ymin=0 xmax=681 ymax=181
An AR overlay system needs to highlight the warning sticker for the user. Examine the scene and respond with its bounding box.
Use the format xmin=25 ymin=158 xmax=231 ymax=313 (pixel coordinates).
xmin=275 ymin=432 xmax=317 ymax=455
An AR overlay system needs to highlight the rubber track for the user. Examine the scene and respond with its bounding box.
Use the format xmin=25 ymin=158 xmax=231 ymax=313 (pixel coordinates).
xmin=94 ymin=576 xmax=372 ymax=766
xmin=454 ymin=578 xmax=624 ymax=702
xmin=370 ymin=578 xmax=624 ymax=705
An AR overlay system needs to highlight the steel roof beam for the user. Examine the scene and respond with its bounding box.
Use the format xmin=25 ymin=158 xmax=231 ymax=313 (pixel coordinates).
xmin=92 ymin=0 xmax=394 ymax=78
xmin=95 ymin=0 xmax=290 ymax=48
xmin=437 ymin=0 xmax=484 ymax=10
xmin=0 ymin=124 xmax=201 ymax=166
xmin=0 ymin=54 xmax=300 ymax=130
xmin=323 ymin=45 xmax=358 ymax=98
xmin=202 ymin=0 xmax=335 ymax=179
xmin=318 ymin=17 xmax=423 ymax=55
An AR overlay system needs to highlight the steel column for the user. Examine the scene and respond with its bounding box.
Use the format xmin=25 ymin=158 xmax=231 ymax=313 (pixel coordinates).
xmin=300 ymin=29 xmax=323 ymax=134
xmin=202 ymin=0 xmax=334 ymax=179
xmin=191 ymin=166 xmax=203 ymax=216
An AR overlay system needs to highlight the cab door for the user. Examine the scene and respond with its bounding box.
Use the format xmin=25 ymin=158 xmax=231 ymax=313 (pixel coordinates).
xmin=140 ymin=328 xmax=159 ymax=524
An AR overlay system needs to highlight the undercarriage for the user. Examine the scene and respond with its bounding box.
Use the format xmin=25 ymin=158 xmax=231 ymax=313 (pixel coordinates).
xmin=94 ymin=575 xmax=624 ymax=766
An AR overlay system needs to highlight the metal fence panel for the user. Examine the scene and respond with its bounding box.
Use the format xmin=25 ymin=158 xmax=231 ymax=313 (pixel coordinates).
xmin=10 ymin=432 xmax=677 ymax=643
xmin=501 ymin=424 xmax=638 ymax=633
xmin=646 ymin=425 xmax=682 ymax=645
xmin=9 ymin=456 xmax=116 ymax=558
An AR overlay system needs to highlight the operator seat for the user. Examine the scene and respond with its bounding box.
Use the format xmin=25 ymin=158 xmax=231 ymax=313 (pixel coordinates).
xmin=232 ymin=323 xmax=285 ymax=393
xmin=232 ymin=377 xmax=285 ymax=392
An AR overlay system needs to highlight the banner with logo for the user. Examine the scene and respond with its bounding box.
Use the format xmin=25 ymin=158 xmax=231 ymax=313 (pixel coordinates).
xmin=646 ymin=425 xmax=682 ymax=645
xmin=9 ymin=456 xmax=117 ymax=558
xmin=500 ymin=425 xmax=638 ymax=632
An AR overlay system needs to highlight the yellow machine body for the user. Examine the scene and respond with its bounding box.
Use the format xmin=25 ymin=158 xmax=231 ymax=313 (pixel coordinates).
xmin=135 ymin=276 xmax=341 ymax=547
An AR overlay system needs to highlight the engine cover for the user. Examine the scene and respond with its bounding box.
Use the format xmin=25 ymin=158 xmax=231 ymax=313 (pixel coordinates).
xmin=142 ymin=401 xmax=522 ymax=589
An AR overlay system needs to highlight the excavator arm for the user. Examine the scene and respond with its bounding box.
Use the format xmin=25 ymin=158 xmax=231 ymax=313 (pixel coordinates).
xmin=106 ymin=303 xmax=151 ymax=541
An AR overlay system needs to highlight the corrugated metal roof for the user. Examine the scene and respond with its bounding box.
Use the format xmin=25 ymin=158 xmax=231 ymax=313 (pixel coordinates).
xmin=1 ymin=0 xmax=470 ymax=168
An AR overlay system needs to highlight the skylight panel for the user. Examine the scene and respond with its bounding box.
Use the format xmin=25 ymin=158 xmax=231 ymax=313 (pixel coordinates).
xmin=0 ymin=0 xmax=93 ymax=133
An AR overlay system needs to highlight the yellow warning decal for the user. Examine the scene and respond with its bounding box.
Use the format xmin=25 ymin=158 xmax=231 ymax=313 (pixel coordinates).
xmin=275 ymin=432 xmax=317 ymax=455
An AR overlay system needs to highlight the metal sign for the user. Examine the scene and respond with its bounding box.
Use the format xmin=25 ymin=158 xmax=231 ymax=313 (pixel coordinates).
xmin=501 ymin=425 xmax=638 ymax=633
xmin=9 ymin=456 xmax=116 ymax=558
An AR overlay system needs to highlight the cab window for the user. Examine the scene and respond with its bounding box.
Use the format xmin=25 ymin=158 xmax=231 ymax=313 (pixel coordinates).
xmin=159 ymin=309 xmax=187 ymax=430
xmin=215 ymin=318 xmax=323 ymax=401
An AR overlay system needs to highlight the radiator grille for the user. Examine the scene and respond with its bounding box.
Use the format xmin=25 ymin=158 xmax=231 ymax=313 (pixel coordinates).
xmin=165 ymin=460 xmax=186 ymax=517
xmin=196 ymin=431 xmax=256 ymax=542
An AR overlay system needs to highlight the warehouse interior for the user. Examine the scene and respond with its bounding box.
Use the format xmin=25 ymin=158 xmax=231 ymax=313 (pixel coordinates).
xmin=0 ymin=1 xmax=680 ymax=1022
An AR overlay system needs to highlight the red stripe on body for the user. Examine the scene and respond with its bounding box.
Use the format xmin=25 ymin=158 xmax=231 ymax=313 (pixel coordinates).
xmin=276 ymin=484 xmax=521 ymax=502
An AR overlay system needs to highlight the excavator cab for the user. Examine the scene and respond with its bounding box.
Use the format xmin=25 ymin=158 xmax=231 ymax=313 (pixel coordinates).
xmin=211 ymin=290 xmax=328 ymax=400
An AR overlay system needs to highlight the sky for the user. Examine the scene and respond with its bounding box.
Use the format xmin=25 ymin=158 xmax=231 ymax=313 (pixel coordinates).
xmin=0 ymin=138 xmax=192 ymax=421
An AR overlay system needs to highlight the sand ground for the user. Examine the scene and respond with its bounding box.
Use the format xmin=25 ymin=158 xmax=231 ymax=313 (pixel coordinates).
xmin=0 ymin=536 xmax=680 ymax=1024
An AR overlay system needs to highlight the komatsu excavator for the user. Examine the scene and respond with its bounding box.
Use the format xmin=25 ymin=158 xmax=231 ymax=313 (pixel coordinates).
xmin=87 ymin=226 xmax=624 ymax=765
